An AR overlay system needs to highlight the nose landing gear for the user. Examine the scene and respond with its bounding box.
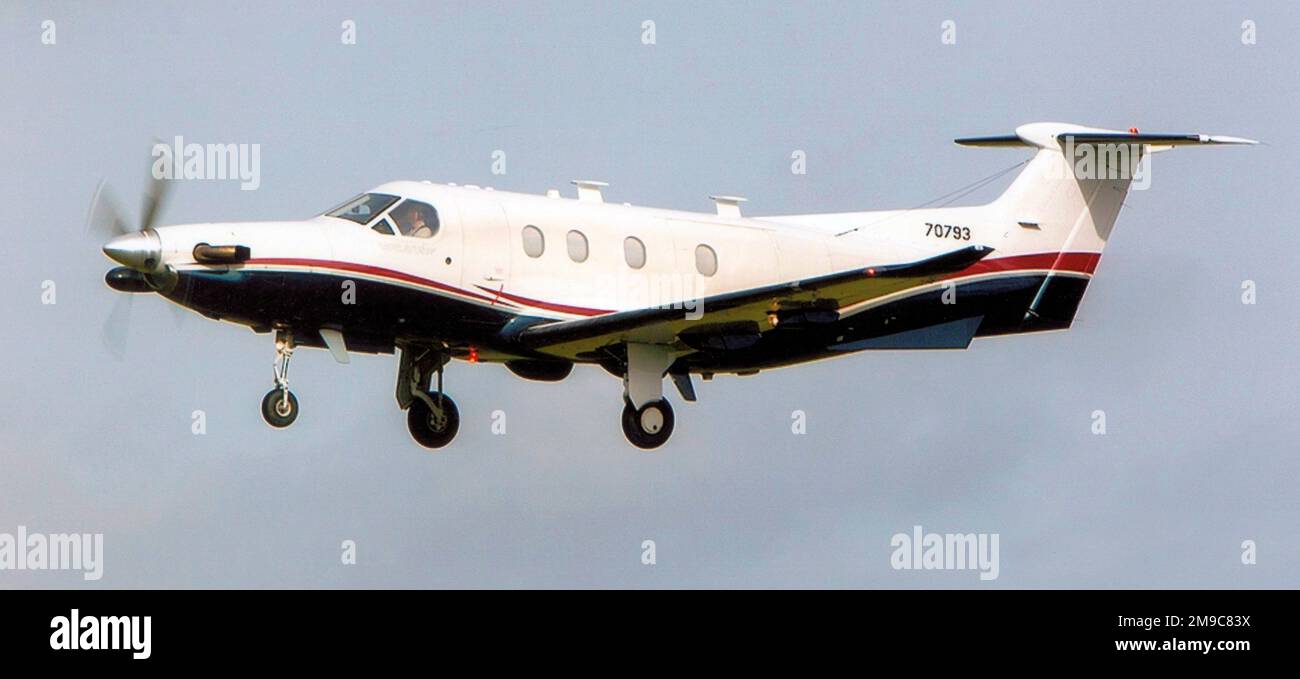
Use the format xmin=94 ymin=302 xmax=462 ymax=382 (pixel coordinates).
xmin=260 ymin=330 xmax=299 ymax=428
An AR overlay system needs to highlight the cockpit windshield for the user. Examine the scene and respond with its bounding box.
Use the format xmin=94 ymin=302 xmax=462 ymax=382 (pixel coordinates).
xmin=324 ymin=193 xmax=400 ymax=224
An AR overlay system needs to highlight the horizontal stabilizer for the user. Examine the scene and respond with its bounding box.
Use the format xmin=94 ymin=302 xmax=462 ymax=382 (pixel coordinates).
xmin=956 ymin=122 xmax=1257 ymax=150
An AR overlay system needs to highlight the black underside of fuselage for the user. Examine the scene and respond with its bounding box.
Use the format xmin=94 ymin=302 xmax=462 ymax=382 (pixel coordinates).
xmin=165 ymin=269 xmax=517 ymax=354
xmin=163 ymin=269 xmax=1089 ymax=370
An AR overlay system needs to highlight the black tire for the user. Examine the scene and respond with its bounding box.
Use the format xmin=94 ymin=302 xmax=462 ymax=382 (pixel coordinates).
xmin=261 ymin=389 xmax=299 ymax=428
xmin=407 ymin=392 xmax=460 ymax=449
xmin=621 ymin=398 xmax=674 ymax=449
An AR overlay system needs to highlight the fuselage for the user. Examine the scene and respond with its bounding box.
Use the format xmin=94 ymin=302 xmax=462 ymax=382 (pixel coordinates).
xmin=144 ymin=179 xmax=1092 ymax=373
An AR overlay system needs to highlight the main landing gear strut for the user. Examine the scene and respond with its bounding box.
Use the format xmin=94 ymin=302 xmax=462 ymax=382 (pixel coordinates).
xmin=260 ymin=330 xmax=300 ymax=428
xmin=396 ymin=345 xmax=460 ymax=449
xmin=619 ymin=343 xmax=680 ymax=450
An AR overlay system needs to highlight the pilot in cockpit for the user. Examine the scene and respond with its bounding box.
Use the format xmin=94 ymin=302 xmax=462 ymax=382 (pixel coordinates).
xmin=392 ymin=201 xmax=438 ymax=238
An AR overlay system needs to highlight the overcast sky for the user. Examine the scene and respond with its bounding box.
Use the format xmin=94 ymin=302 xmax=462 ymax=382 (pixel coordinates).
xmin=1 ymin=0 xmax=1297 ymax=588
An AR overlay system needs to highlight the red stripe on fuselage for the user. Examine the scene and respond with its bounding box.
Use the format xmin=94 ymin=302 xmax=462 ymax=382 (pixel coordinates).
xmin=240 ymin=251 xmax=1099 ymax=319
xmin=956 ymin=251 xmax=1101 ymax=277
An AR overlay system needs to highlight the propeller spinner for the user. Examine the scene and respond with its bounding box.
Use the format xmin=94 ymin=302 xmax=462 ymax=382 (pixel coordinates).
xmin=89 ymin=160 xmax=183 ymax=358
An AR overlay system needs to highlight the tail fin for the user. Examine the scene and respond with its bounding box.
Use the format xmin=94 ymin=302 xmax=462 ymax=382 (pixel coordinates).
xmin=957 ymin=122 xmax=1255 ymax=331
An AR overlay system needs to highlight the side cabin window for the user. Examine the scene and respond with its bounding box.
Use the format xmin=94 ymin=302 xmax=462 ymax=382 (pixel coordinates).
xmin=521 ymin=225 xmax=545 ymax=257
xmin=624 ymin=237 xmax=646 ymax=269
xmin=695 ymin=244 xmax=718 ymax=277
xmin=566 ymin=230 xmax=589 ymax=263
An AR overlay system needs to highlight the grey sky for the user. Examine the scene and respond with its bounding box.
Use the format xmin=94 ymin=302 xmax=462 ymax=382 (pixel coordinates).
xmin=1 ymin=0 xmax=1296 ymax=587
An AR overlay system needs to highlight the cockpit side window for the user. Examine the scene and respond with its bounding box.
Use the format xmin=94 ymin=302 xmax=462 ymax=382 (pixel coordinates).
xmin=390 ymin=200 xmax=439 ymax=239
xmin=371 ymin=218 xmax=396 ymax=235
xmin=324 ymin=193 xmax=400 ymax=224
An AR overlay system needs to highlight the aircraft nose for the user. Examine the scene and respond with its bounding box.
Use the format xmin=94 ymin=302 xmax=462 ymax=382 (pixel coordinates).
xmin=102 ymin=230 xmax=162 ymax=271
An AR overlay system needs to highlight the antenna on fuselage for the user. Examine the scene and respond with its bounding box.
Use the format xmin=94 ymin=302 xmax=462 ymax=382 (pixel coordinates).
xmin=709 ymin=195 xmax=747 ymax=218
xmin=571 ymin=180 xmax=608 ymax=203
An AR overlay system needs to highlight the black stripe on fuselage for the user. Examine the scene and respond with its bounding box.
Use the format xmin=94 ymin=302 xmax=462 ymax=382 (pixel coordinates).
xmin=164 ymin=268 xmax=1089 ymax=365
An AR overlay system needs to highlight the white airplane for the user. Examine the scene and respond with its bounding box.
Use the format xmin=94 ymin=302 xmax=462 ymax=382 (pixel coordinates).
xmin=96 ymin=122 xmax=1254 ymax=449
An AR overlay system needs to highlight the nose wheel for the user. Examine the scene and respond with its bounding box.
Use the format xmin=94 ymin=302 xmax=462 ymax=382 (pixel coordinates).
xmin=261 ymin=388 xmax=299 ymax=428
xmin=621 ymin=398 xmax=674 ymax=449
xmin=261 ymin=330 xmax=299 ymax=428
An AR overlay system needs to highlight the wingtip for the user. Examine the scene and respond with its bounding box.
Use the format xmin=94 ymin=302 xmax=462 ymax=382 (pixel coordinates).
xmin=953 ymin=134 xmax=1025 ymax=148
xmin=1205 ymin=134 xmax=1260 ymax=145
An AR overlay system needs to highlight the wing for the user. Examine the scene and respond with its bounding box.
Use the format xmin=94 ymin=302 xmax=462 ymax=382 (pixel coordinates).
xmin=505 ymin=245 xmax=993 ymax=359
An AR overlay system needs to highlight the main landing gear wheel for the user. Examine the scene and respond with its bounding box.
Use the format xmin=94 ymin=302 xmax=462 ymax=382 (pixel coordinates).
xmin=622 ymin=398 xmax=674 ymax=450
xmin=407 ymin=392 xmax=460 ymax=449
xmin=261 ymin=389 xmax=299 ymax=428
